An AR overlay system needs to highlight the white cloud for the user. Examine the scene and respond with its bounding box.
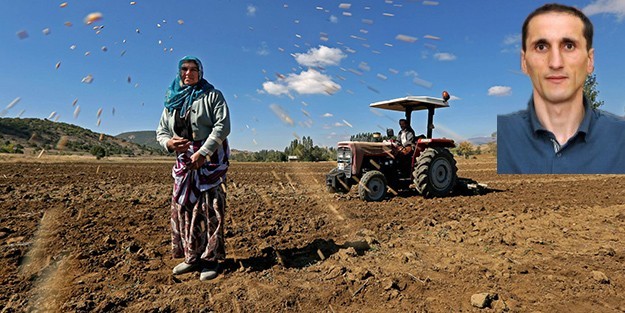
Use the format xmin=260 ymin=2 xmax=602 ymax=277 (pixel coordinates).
xmin=262 ymin=69 xmax=341 ymax=96
xmin=257 ymin=41 xmax=269 ymax=56
xmin=293 ymin=45 xmax=346 ymax=67
xmin=488 ymin=86 xmax=512 ymax=97
xmin=330 ymin=15 xmax=339 ymax=23
xmin=433 ymin=52 xmax=457 ymax=61
xmin=501 ymin=33 xmax=522 ymax=53
xmin=449 ymin=95 xmax=461 ymax=101
xmin=503 ymin=34 xmax=521 ymax=46
xmin=247 ymin=5 xmax=257 ymax=16
xmin=583 ymin=0 xmax=625 ymax=21
xmin=262 ymin=81 xmax=290 ymax=95
xmin=322 ymin=113 xmax=333 ymax=117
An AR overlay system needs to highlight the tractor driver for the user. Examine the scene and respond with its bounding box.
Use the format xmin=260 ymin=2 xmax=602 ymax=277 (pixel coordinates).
xmin=497 ymin=3 xmax=625 ymax=174
xmin=398 ymin=119 xmax=416 ymax=149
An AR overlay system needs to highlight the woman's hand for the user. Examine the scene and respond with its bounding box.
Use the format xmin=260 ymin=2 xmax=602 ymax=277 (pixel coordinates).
xmin=167 ymin=137 xmax=191 ymax=153
xmin=188 ymin=152 xmax=207 ymax=170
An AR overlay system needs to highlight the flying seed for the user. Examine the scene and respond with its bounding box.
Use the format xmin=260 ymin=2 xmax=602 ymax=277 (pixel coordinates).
xmin=84 ymin=12 xmax=103 ymax=25
xmin=269 ymin=104 xmax=294 ymax=126
xmin=6 ymin=97 xmax=21 ymax=110
xmin=16 ymin=30 xmax=29 ymax=39
xmin=396 ymin=34 xmax=417 ymax=43
xmin=424 ymin=34 xmax=441 ymax=40
xmin=81 ymin=74 xmax=93 ymax=84
xmin=56 ymin=136 xmax=69 ymax=150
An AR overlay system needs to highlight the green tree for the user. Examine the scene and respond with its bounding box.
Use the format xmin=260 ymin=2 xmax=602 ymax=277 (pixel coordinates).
xmin=455 ymin=141 xmax=475 ymax=159
xmin=90 ymin=146 xmax=107 ymax=159
xmin=350 ymin=132 xmax=386 ymax=142
xmin=584 ymin=73 xmax=604 ymax=109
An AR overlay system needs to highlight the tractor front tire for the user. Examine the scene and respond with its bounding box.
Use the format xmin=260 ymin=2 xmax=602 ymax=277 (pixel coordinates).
xmin=414 ymin=148 xmax=457 ymax=198
xmin=358 ymin=170 xmax=387 ymax=201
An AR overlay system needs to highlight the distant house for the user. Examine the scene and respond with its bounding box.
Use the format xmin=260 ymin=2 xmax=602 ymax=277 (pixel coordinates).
xmin=288 ymin=155 xmax=299 ymax=162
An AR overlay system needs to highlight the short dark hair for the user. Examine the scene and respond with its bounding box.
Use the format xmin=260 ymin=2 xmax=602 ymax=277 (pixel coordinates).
xmin=399 ymin=119 xmax=408 ymax=123
xmin=522 ymin=3 xmax=593 ymax=52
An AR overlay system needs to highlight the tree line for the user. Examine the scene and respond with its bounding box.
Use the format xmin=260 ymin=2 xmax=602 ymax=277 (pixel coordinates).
xmin=231 ymin=136 xmax=335 ymax=162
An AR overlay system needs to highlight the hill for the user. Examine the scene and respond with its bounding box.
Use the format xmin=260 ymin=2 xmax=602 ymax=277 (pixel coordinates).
xmin=116 ymin=130 xmax=161 ymax=150
xmin=467 ymin=136 xmax=496 ymax=146
xmin=0 ymin=118 xmax=165 ymax=156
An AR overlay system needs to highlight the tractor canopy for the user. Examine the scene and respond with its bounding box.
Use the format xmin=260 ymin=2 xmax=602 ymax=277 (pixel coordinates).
xmin=369 ymin=94 xmax=450 ymax=139
xmin=369 ymin=96 xmax=449 ymax=112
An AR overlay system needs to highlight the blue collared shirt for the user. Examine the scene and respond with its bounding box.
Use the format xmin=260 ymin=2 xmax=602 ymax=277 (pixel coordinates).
xmin=497 ymin=97 xmax=625 ymax=174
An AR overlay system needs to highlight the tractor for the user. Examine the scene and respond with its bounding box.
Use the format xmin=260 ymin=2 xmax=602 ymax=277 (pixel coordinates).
xmin=326 ymin=91 xmax=457 ymax=200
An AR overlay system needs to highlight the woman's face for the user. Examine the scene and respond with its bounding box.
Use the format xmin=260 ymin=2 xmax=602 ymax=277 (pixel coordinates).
xmin=180 ymin=61 xmax=200 ymax=86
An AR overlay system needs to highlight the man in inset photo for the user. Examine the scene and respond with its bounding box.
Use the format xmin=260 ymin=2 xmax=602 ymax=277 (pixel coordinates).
xmin=497 ymin=3 xmax=625 ymax=174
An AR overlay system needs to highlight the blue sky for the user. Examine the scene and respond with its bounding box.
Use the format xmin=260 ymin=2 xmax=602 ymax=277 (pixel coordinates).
xmin=1 ymin=0 xmax=625 ymax=151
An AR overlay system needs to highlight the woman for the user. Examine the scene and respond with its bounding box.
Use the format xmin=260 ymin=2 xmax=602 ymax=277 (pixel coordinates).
xmin=156 ymin=56 xmax=230 ymax=281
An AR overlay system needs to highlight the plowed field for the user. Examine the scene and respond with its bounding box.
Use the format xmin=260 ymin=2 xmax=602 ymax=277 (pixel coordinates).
xmin=1 ymin=155 xmax=624 ymax=312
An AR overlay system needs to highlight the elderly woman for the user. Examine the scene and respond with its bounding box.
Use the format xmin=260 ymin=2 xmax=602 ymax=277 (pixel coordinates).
xmin=156 ymin=56 xmax=230 ymax=281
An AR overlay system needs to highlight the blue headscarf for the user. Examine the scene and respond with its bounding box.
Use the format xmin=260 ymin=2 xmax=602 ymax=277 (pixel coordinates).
xmin=164 ymin=56 xmax=214 ymax=117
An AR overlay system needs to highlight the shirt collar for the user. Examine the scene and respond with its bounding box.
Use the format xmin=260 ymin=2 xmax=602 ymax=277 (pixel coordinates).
xmin=527 ymin=96 xmax=593 ymax=139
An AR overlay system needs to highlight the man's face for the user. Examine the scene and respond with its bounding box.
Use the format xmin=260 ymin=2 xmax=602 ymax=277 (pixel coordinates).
xmin=180 ymin=61 xmax=200 ymax=86
xmin=399 ymin=120 xmax=407 ymax=130
xmin=521 ymin=12 xmax=594 ymax=106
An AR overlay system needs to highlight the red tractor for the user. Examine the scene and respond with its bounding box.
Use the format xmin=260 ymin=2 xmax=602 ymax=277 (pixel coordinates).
xmin=326 ymin=91 xmax=457 ymax=200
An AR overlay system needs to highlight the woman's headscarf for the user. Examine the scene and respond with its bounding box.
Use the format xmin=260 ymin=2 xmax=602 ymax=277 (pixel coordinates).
xmin=164 ymin=56 xmax=214 ymax=117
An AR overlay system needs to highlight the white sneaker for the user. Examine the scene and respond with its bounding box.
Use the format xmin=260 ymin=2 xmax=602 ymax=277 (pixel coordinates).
xmin=172 ymin=262 xmax=198 ymax=275
xmin=200 ymin=263 xmax=219 ymax=281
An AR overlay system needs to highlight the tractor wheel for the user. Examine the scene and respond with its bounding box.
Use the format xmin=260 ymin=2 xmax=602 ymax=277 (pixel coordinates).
xmin=358 ymin=170 xmax=387 ymax=201
xmin=414 ymin=147 xmax=457 ymax=198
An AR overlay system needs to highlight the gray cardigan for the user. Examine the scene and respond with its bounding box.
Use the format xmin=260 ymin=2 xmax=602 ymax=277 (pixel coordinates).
xmin=156 ymin=89 xmax=230 ymax=157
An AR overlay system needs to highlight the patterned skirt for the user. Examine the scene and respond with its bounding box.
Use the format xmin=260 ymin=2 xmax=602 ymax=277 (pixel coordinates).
xmin=170 ymin=184 xmax=226 ymax=264
xmin=170 ymin=139 xmax=229 ymax=264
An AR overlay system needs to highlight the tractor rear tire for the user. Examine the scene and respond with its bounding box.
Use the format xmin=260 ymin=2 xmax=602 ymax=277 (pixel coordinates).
xmin=358 ymin=170 xmax=387 ymax=201
xmin=414 ymin=147 xmax=457 ymax=198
